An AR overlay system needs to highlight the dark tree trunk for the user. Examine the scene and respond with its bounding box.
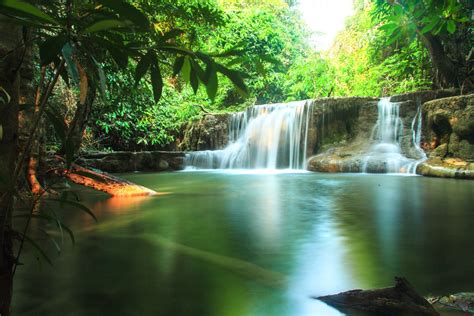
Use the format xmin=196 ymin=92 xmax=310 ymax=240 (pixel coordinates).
xmin=0 ymin=15 xmax=24 ymax=316
xmin=417 ymin=32 xmax=459 ymax=88
xmin=18 ymin=29 xmax=43 ymax=194
xmin=62 ymin=58 xmax=96 ymax=155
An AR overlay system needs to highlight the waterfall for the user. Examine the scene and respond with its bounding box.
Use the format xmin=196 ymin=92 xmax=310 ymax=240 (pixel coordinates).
xmin=185 ymin=101 xmax=312 ymax=170
xmin=361 ymin=97 xmax=425 ymax=174
xmin=406 ymin=100 xmax=427 ymax=173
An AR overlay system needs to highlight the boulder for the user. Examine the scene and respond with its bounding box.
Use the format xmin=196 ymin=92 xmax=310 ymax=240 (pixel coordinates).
xmin=179 ymin=113 xmax=230 ymax=151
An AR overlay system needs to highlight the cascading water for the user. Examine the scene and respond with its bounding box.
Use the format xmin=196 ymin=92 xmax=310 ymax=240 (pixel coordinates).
xmin=185 ymin=101 xmax=312 ymax=170
xmin=361 ymin=97 xmax=426 ymax=174
xmin=406 ymin=102 xmax=427 ymax=173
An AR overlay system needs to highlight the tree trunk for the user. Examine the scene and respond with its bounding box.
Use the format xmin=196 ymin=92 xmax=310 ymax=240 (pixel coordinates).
xmin=18 ymin=29 xmax=44 ymax=194
xmin=62 ymin=58 xmax=96 ymax=155
xmin=417 ymin=32 xmax=459 ymax=88
xmin=56 ymin=161 xmax=157 ymax=197
xmin=0 ymin=15 xmax=24 ymax=316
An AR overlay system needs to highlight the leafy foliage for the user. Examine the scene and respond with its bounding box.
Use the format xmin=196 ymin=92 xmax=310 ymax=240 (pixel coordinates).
xmin=328 ymin=0 xmax=433 ymax=96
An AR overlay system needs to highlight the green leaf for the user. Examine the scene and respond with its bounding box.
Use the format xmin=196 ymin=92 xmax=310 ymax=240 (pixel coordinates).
xmin=96 ymin=0 xmax=149 ymax=30
xmin=39 ymin=34 xmax=67 ymax=66
xmin=209 ymin=48 xmax=244 ymax=58
xmin=421 ymin=18 xmax=439 ymax=34
xmin=173 ymin=56 xmax=185 ymax=76
xmin=92 ymin=57 xmax=107 ymax=99
xmin=159 ymin=45 xmax=195 ymax=56
xmin=83 ymin=19 xmax=132 ymax=34
xmin=456 ymin=17 xmax=469 ymax=23
xmin=446 ymin=20 xmax=456 ymax=34
xmin=215 ymin=64 xmax=248 ymax=96
xmin=0 ymin=86 xmax=11 ymax=104
xmin=150 ymin=63 xmax=163 ymax=102
xmin=39 ymin=228 xmax=61 ymax=254
xmin=190 ymin=67 xmax=199 ymax=94
xmin=379 ymin=22 xmax=398 ymax=34
xmin=134 ymin=52 xmax=152 ymax=86
xmin=386 ymin=31 xmax=402 ymax=45
xmin=205 ymin=64 xmax=218 ymax=101
xmin=104 ymin=42 xmax=128 ymax=69
xmin=0 ymin=0 xmax=58 ymax=25
xmin=0 ymin=124 xmax=2 ymax=141
xmin=191 ymin=59 xmax=206 ymax=83
xmin=226 ymin=57 xmax=246 ymax=67
xmin=181 ymin=57 xmax=191 ymax=83
xmin=61 ymin=43 xmax=79 ymax=84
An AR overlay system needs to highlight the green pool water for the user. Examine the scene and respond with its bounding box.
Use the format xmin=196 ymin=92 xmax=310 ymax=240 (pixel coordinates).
xmin=12 ymin=171 xmax=474 ymax=315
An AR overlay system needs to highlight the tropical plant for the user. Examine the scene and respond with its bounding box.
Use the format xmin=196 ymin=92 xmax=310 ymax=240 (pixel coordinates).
xmin=374 ymin=0 xmax=472 ymax=88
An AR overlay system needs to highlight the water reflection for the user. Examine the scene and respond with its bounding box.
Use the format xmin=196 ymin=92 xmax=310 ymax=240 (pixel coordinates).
xmin=13 ymin=172 xmax=474 ymax=316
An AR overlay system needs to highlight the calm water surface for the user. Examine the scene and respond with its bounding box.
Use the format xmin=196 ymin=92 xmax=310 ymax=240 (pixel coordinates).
xmin=13 ymin=172 xmax=474 ymax=315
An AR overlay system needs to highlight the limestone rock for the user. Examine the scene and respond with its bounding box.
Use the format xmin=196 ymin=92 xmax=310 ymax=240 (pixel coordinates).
xmin=179 ymin=113 xmax=230 ymax=151
xmin=417 ymin=158 xmax=474 ymax=179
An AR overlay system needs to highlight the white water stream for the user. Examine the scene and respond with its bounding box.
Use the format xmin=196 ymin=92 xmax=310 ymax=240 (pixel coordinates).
xmin=185 ymin=98 xmax=426 ymax=173
xmin=185 ymin=101 xmax=312 ymax=169
xmin=361 ymin=98 xmax=426 ymax=174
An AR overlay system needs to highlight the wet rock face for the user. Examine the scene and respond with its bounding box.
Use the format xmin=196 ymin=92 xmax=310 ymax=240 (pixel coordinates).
xmin=423 ymin=94 xmax=474 ymax=161
xmin=307 ymin=98 xmax=423 ymax=173
xmin=179 ymin=114 xmax=230 ymax=151
xmin=417 ymin=94 xmax=474 ymax=179
xmin=77 ymin=151 xmax=185 ymax=173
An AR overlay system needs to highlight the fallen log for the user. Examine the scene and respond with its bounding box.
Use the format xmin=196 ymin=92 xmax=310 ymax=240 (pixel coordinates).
xmin=55 ymin=160 xmax=157 ymax=197
xmin=316 ymin=277 xmax=440 ymax=316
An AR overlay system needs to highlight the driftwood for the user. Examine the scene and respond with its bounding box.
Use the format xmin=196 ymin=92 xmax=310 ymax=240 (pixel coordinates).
xmin=316 ymin=277 xmax=440 ymax=316
xmin=57 ymin=161 xmax=156 ymax=197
